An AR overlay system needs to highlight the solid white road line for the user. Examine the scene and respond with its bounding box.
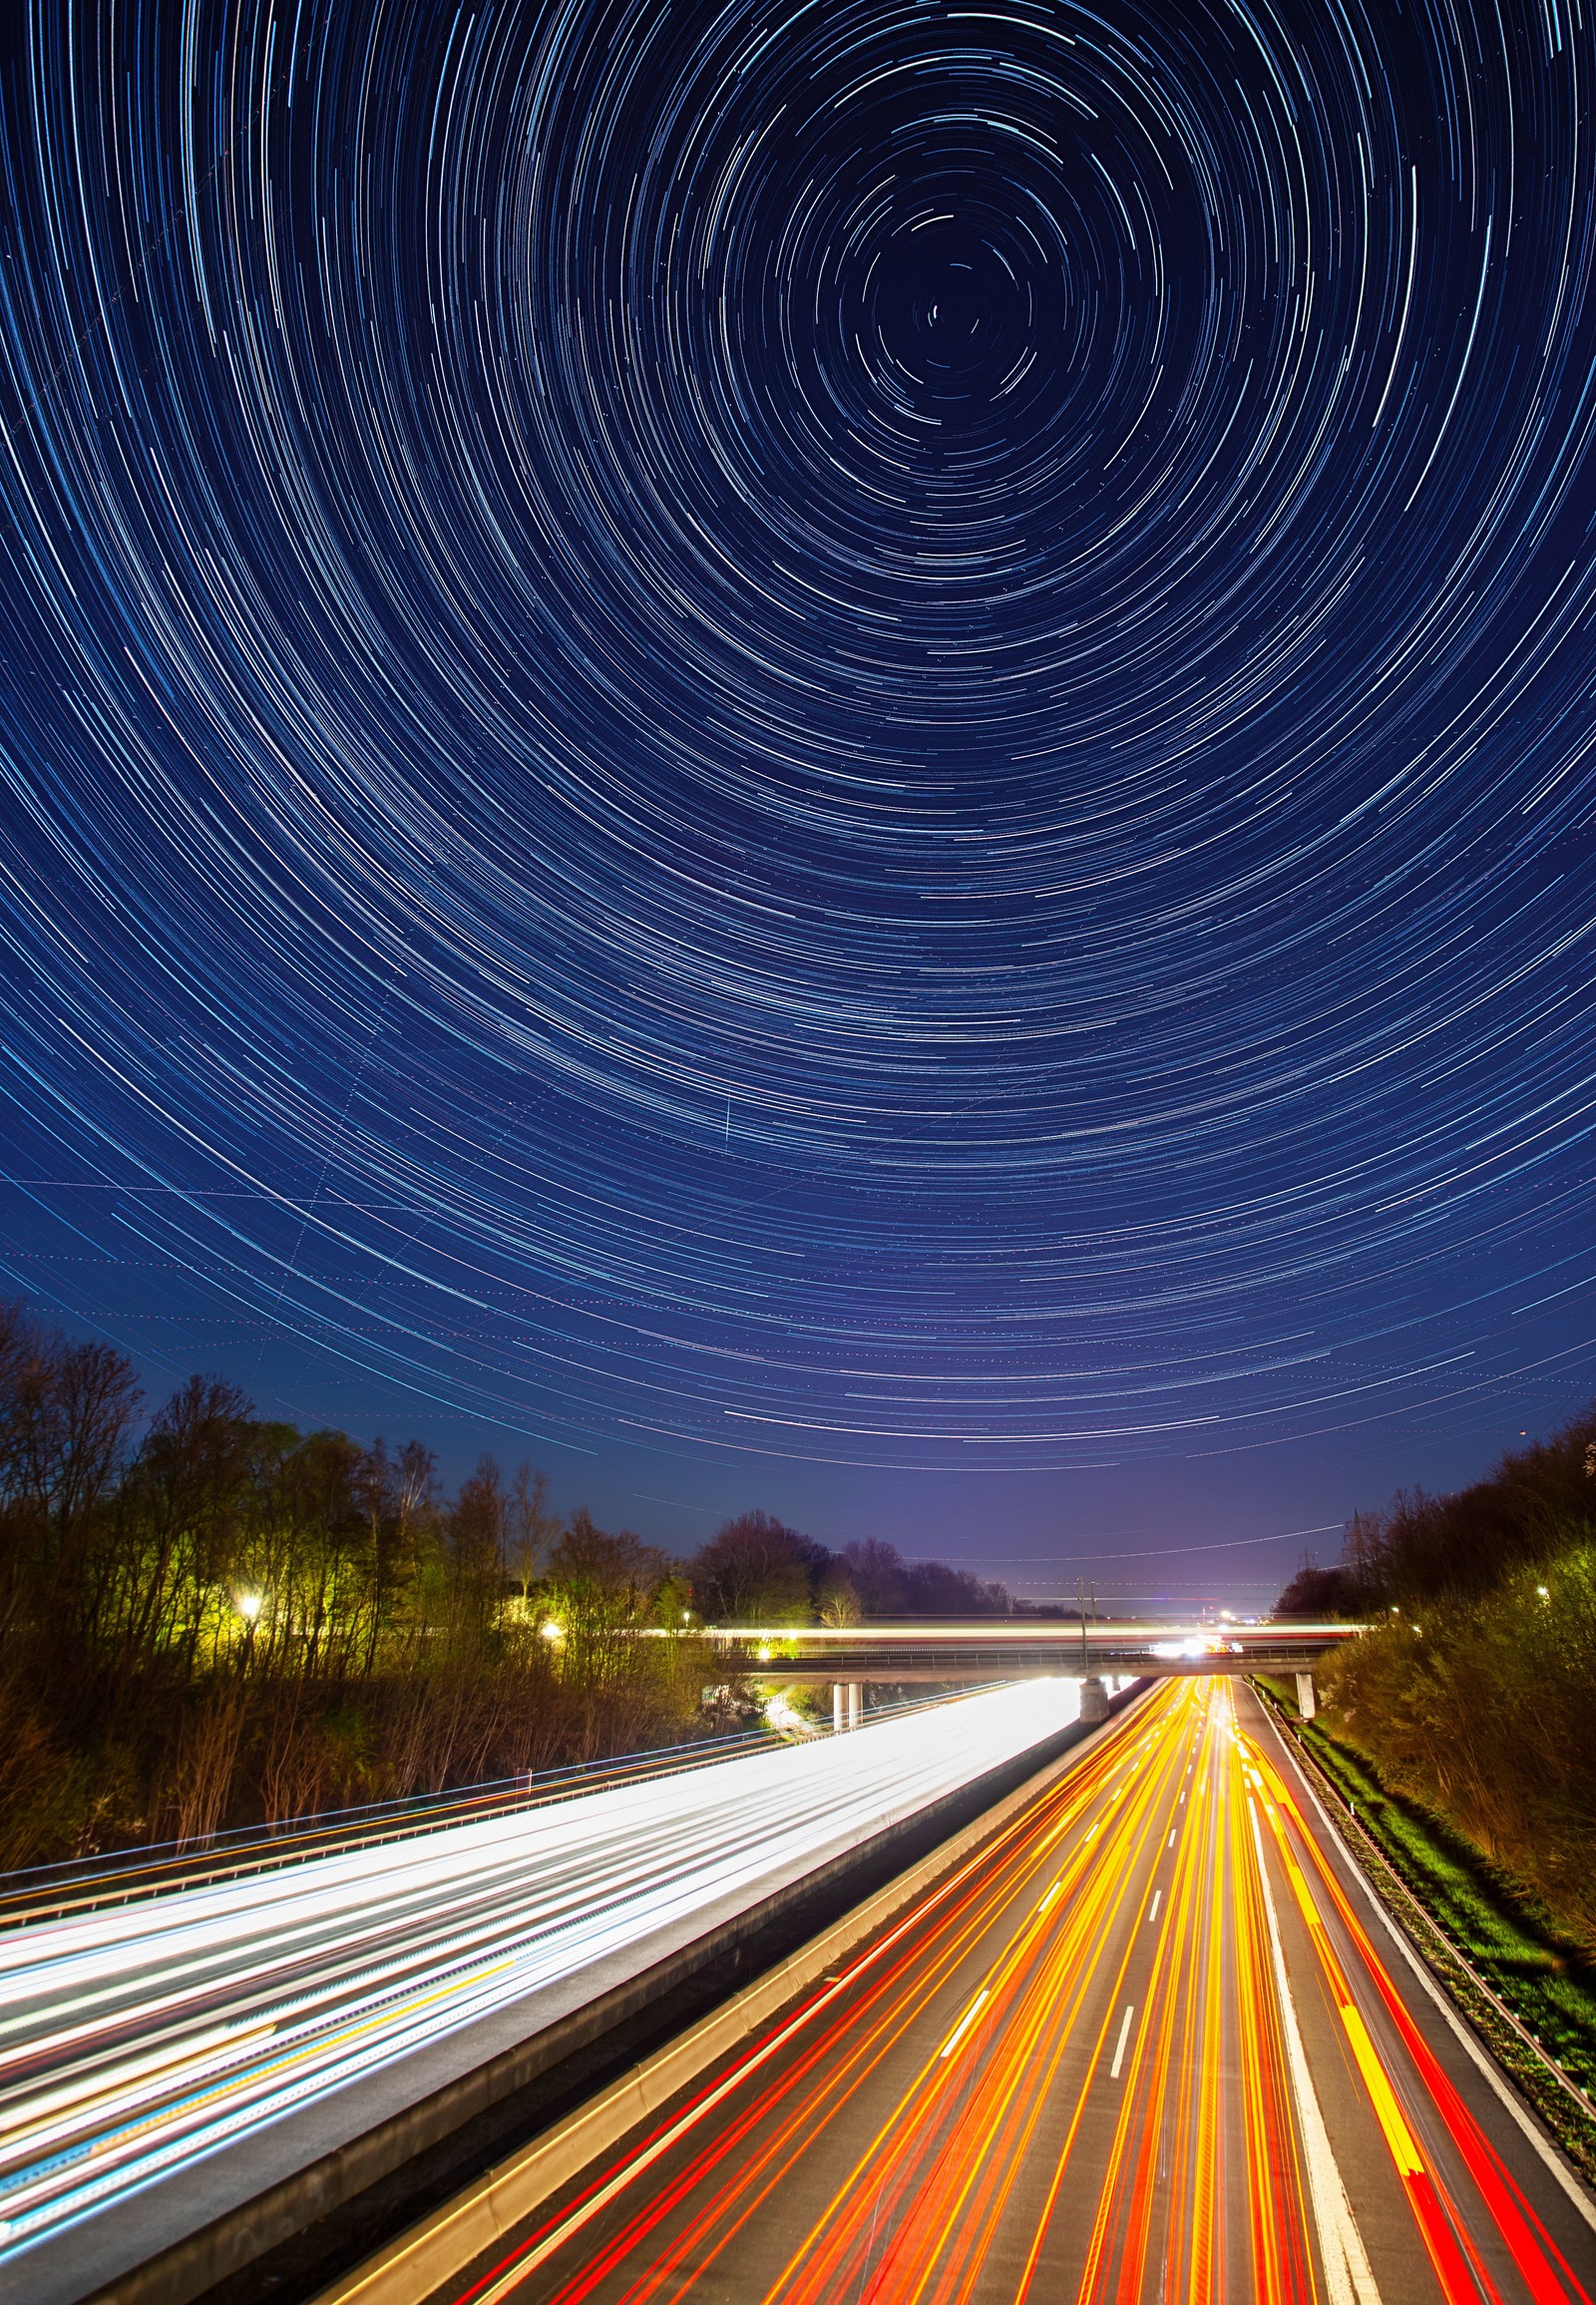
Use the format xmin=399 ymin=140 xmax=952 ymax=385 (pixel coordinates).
xmin=1250 ymin=1799 xmax=1382 ymax=2305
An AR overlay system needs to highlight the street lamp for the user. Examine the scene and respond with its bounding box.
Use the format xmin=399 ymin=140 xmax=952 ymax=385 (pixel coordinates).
xmin=234 ymin=1591 xmax=262 ymax=1667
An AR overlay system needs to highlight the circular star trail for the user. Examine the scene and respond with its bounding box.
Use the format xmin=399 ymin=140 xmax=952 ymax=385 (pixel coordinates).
xmin=1 ymin=0 xmax=1594 ymax=1472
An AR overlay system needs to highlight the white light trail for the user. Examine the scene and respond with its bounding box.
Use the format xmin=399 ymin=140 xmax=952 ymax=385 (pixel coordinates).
xmin=0 ymin=1681 xmax=1081 ymax=2269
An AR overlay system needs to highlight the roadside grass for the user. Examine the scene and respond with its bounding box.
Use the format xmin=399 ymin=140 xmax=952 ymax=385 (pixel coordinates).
xmin=1253 ymin=1675 xmax=1596 ymax=2174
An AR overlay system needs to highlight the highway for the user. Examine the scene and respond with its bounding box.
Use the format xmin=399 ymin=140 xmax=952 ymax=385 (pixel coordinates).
xmin=432 ymin=1679 xmax=1596 ymax=2305
xmin=0 ymin=1679 xmax=1090 ymax=2293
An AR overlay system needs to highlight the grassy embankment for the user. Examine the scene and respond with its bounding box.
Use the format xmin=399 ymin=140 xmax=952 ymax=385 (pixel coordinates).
xmin=1254 ymin=1673 xmax=1596 ymax=2181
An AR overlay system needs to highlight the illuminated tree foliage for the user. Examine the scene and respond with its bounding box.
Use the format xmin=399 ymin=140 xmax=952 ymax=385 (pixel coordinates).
xmin=0 ymin=1307 xmax=705 ymax=1865
xmin=1300 ymin=1411 xmax=1596 ymax=1949
xmin=0 ymin=1306 xmax=1011 ymax=1867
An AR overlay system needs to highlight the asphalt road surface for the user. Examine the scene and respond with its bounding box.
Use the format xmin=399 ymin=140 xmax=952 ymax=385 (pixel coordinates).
xmin=430 ymin=1678 xmax=1596 ymax=2304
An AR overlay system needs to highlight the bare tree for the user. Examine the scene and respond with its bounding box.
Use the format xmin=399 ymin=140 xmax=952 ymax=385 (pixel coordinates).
xmin=505 ymin=1464 xmax=559 ymax=1605
xmin=688 ymin=1511 xmax=828 ymax=1624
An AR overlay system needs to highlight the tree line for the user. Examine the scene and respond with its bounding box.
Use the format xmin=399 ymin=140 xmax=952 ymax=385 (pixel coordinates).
xmin=0 ymin=1304 xmax=1019 ymax=1869
xmin=1276 ymin=1403 xmax=1596 ymax=1952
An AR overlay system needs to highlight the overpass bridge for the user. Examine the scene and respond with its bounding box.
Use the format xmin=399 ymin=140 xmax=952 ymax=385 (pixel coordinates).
xmin=701 ymin=1617 xmax=1361 ymax=1687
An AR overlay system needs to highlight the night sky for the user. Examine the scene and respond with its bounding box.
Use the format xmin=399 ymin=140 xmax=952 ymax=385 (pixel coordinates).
xmin=2 ymin=0 xmax=1595 ymax=1606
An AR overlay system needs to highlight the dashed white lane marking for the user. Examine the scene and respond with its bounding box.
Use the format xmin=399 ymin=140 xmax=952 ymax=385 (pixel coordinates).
xmin=938 ymin=1987 xmax=990 ymax=2062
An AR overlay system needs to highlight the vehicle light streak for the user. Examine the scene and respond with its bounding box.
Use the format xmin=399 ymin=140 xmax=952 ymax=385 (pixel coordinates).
xmin=0 ymin=1727 xmax=815 ymax=1932
xmin=1249 ymin=1800 xmax=1381 ymax=2305
xmin=465 ymin=1681 xmax=1595 ymax=2305
xmin=0 ymin=1681 xmax=1084 ymax=2272
xmin=1247 ymin=1737 xmax=1591 ymax=2305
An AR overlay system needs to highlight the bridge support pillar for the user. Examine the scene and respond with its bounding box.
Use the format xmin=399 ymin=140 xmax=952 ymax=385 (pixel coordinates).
xmin=1079 ymin=1676 xmax=1109 ymax=1726
xmin=832 ymin=1683 xmax=845 ymax=1734
xmin=1295 ymin=1671 xmax=1318 ymax=1721
xmin=848 ymin=1682 xmax=863 ymax=1732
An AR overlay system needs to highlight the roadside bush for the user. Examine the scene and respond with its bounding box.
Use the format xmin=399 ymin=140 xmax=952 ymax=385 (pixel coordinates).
xmin=1320 ymin=1546 xmax=1596 ymax=1950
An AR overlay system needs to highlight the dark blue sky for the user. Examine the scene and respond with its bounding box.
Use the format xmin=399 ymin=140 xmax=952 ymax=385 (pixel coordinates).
xmin=2 ymin=0 xmax=1594 ymax=1609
